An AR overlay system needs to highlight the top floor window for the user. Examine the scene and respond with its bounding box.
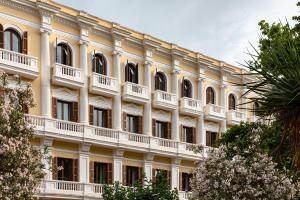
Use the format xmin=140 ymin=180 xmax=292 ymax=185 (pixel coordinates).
xmin=92 ymin=53 xmax=107 ymax=75
xmin=56 ymin=43 xmax=72 ymax=66
xmin=228 ymin=94 xmax=236 ymax=110
xmin=4 ymin=29 xmax=21 ymax=53
xmin=125 ymin=62 xmax=138 ymax=84
xmin=155 ymin=72 xmax=167 ymax=91
xmin=206 ymin=87 xmax=215 ymax=104
xmin=182 ymin=79 xmax=192 ymax=98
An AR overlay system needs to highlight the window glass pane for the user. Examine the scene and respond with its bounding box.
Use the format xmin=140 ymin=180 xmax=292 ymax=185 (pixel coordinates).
xmin=4 ymin=31 xmax=10 ymax=50
xmin=57 ymin=101 xmax=62 ymax=120
xmin=12 ymin=33 xmax=20 ymax=52
xmin=57 ymin=46 xmax=62 ymax=63
xmin=63 ymin=103 xmax=70 ymax=121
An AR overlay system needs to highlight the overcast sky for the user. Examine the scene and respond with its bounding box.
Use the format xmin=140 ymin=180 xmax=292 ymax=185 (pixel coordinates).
xmin=56 ymin=0 xmax=299 ymax=66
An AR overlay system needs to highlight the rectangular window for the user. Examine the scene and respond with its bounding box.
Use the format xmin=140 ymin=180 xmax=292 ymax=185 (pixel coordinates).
xmin=126 ymin=166 xmax=139 ymax=186
xmin=183 ymin=126 xmax=193 ymax=143
xmin=57 ymin=158 xmax=73 ymax=181
xmin=93 ymin=108 xmax=107 ymax=127
xmin=155 ymin=121 xmax=167 ymax=139
xmin=94 ymin=162 xmax=107 ymax=184
xmin=126 ymin=114 xmax=139 ymax=133
xmin=57 ymin=100 xmax=71 ymax=121
xmin=206 ymin=131 xmax=218 ymax=147
xmin=182 ymin=173 xmax=192 ymax=191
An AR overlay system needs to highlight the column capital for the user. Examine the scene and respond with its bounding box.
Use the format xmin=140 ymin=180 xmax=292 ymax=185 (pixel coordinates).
xmin=144 ymin=153 xmax=154 ymax=161
xmin=41 ymin=137 xmax=53 ymax=147
xmin=172 ymin=68 xmax=181 ymax=75
xmin=40 ymin=27 xmax=52 ymax=35
xmin=79 ymin=39 xmax=89 ymax=46
xmin=79 ymin=143 xmax=91 ymax=153
xmin=144 ymin=60 xmax=153 ymax=66
xmin=197 ymin=77 xmax=206 ymax=82
xmin=113 ymin=149 xmax=125 ymax=157
xmin=171 ymin=158 xmax=181 ymax=165
xmin=113 ymin=50 xmax=123 ymax=57
xmin=220 ymin=84 xmax=227 ymax=89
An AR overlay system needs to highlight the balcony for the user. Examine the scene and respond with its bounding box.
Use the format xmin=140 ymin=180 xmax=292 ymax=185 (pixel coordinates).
xmin=152 ymin=90 xmax=177 ymax=111
xmin=122 ymin=82 xmax=150 ymax=104
xmin=248 ymin=115 xmax=258 ymax=122
xmin=25 ymin=115 xmax=201 ymax=159
xmin=52 ymin=63 xmax=84 ymax=89
xmin=180 ymin=97 xmax=202 ymax=116
xmin=0 ymin=48 xmax=38 ymax=79
xmin=89 ymin=73 xmax=118 ymax=97
xmin=204 ymin=104 xmax=226 ymax=121
xmin=227 ymin=110 xmax=247 ymax=125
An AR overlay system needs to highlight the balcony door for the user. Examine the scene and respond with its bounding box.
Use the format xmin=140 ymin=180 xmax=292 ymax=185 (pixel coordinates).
xmin=125 ymin=63 xmax=138 ymax=84
xmin=3 ymin=28 xmax=23 ymax=53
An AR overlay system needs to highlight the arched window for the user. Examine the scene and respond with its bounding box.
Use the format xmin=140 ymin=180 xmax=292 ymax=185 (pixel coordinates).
xmin=125 ymin=63 xmax=138 ymax=84
xmin=253 ymin=101 xmax=259 ymax=115
xmin=4 ymin=29 xmax=21 ymax=53
xmin=228 ymin=94 xmax=236 ymax=110
xmin=182 ymin=79 xmax=192 ymax=98
xmin=92 ymin=53 xmax=107 ymax=75
xmin=56 ymin=43 xmax=72 ymax=66
xmin=206 ymin=87 xmax=215 ymax=104
xmin=155 ymin=72 xmax=167 ymax=91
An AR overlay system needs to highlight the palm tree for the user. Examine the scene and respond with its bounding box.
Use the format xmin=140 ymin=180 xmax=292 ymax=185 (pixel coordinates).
xmin=241 ymin=22 xmax=300 ymax=169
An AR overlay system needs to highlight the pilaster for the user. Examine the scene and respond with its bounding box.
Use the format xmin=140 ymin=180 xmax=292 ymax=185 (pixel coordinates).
xmin=40 ymin=137 xmax=53 ymax=180
xmin=79 ymin=143 xmax=91 ymax=183
xmin=171 ymin=158 xmax=181 ymax=190
xmin=143 ymin=153 xmax=154 ymax=183
xmin=113 ymin=149 xmax=124 ymax=183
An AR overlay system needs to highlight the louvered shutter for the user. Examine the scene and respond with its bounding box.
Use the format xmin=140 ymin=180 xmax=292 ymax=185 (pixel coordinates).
xmin=152 ymin=168 xmax=156 ymax=182
xmin=138 ymin=167 xmax=143 ymax=182
xmin=122 ymin=165 xmax=127 ymax=186
xmin=89 ymin=161 xmax=94 ymax=183
xmin=125 ymin=62 xmax=128 ymax=82
xmin=107 ymin=110 xmax=112 ymax=128
xmin=22 ymin=31 xmax=28 ymax=54
xmin=181 ymin=79 xmax=184 ymax=97
xmin=167 ymin=122 xmax=172 ymax=139
xmin=206 ymin=131 xmax=211 ymax=146
xmin=71 ymin=102 xmax=78 ymax=122
xmin=155 ymin=74 xmax=159 ymax=90
xmin=179 ymin=172 xmax=183 ymax=191
xmin=135 ymin=64 xmax=139 ymax=84
xmin=138 ymin=116 xmax=143 ymax=134
xmin=152 ymin=119 xmax=156 ymax=137
xmin=107 ymin=163 xmax=113 ymax=184
xmin=192 ymin=127 xmax=196 ymax=144
xmin=52 ymin=157 xmax=58 ymax=180
xmin=180 ymin=125 xmax=184 ymax=142
xmin=0 ymin=24 xmax=3 ymax=49
xmin=89 ymin=105 xmax=94 ymax=125
xmin=52 ymin=97 xmax=57 ymax=118
xmin=167 ymin=170 xmax=171 ymax=186
xmin=72 ymin=159 xmax=78 ymax=181
xmin=123 ymin=112 xmax=127 ymax=131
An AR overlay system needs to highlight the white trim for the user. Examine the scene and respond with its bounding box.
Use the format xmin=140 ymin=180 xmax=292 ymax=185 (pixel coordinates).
xmin=122 ymin=103 xmax=143 ymax=116
xmin=53 ymin=39 xmax=76 ymax=67
xmin=89 ymin=51 xmax=111 ymax=76
xmin=204 ymin=121 xmax=219 ymax=133
xmin=204 ymin=84 xmax=218 ymax=105
xmin=179 ymin=116 xmax=196 ymax=128
xmin=3 ymin=24 xmax=23 ymax=36
xmin=152 ymin=110 xmax=171 ymax=122
xmin=52 ymin=88 xmax=78 ymax=102
xmin=89 ymin=96 xmax=112 ymax=110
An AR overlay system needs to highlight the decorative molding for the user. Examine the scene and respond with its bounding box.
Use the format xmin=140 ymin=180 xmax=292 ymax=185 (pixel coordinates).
xmin=89 ymin=96 xmax=112 ymax=109
xmin=204 ymin=121 xmax=219 ymax=132
xmin=122 ymin=103 xmax=143 ymax=116
xmin=152 ymin=110 xmax=171 ymax=122
xmin=52 ymin=88 xmax=78 ymax=102
xmin=3 ymin=24 xmax=23 ymax=35
xmin=179 ymin=116 xmax=196 ymax=127
xmin=52 ymin=38 xmax=77 ymax=67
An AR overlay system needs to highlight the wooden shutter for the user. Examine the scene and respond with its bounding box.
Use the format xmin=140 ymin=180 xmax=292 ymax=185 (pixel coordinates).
xmin=181 ymin=79 xmax=184 ymax=97
xmin=167 ymin=122 xmax=172 ymax=139
xmin=22 ymin=31 xmax=28 ymax=54
xmin=138 ymin=167 xmax=143 ymax=182
xmin=89 ymin=105 xmax=94 ymax=125
xmin=180 ymin=125 xmax=184 ymax=142
xmin=89 ymin=161 xmax=94 ymax=183
xmin=125 ymin=62 xmax=128 ymax=82
xmin=135 ymin=64 xmax=139 ymax=84
xmin=107 ymin=163 xmax=113 ymax=184
xmin=152 ymin=168 xmax=156 ymax=182
xmin=71 ymin=102 xmax=78 ymax=122
xmin=0 ymin=24 xmax=3 ymax=49
xmin=72 ymin=159 xmax=78 ymax=182
xmin=52 ymin=157 xmax=58 ymax=180
xmin=206 ymin=131 xmax=211 ymax=146
xmin=52 ymin=97 xmax=57 ymax=119
xmin=107 ymin=110 xmax=112 ymax=128
xmin=152 ymin=119 xmax=156 ymax=137
xmin=138 ymin=116 xmax=143 ymax=134
xmin=179 ymin=172 xmax=183 ymax=191
xmin=167 ymin=170 xmax=171 ymax=186
xmin=122 ymin=165 xmax=127 ymax=185
xmin=192 ymin=127 xmax=196 ymax=144
xmin=155 ymin=74 xmax=158 ymax=90
xmin=123 ymin=112 xmax=127 ymax=131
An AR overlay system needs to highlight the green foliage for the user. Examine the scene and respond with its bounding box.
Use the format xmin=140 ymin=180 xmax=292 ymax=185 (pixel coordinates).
xmin=102 ymin=171 xmax=179 ymax=200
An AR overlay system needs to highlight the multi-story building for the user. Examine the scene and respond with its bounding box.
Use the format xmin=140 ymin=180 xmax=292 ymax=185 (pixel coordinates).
xmin=0 ymin=0 xmax=256 ymax=199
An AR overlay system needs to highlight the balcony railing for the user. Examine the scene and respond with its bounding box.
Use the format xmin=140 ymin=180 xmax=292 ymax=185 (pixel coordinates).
xmin=0 ymin=48 xmax=38 ymax=79
xmin=204 ymin=104 xmax=226 ymax=121
xmin=152 ymin=90 xmax=177 ymax=110
xmin=179 ymin=191 xmax=193 ymax=200
xmin=89 ymin=72 xmax=118 ymax=96
xmin=227 ymin=110 xmax=246 ymax=125
xmin=180 ymin=97 xmax=202 ymax=116
xmin=122 ymin=82 xmax=150 ymax=104
xmin=52 ymin=63 xmax=84 ymax=88
xmin=25 ymin=115 xmax=200 ymax=158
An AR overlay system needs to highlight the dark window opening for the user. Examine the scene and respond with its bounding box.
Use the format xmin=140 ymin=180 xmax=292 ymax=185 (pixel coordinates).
xmin=57 ymin=158 xmax=73 ymax=181
xmin=56 ymin=43 xmax=72 ymax=66
xmin=182 ymin=79 xmax=192 ymax=98
xmin=155 ymin=121 xmax=168 ymax=139
xmin=206 ymin=87 xmax=215 ymax=104
xmin=155 ymin=72 xmax=167 ymax=91
xmin=92 ymin=53 xmax=107 ymax=75
xmin=206 ymin=131 xmax=218 ymax=147
xmin=93 ymin=108 xmax=107 ymax=128
xmin=183 ymin=126 xmax=193 ymax=143
xmin=125 ymin=63 xmax=138 ymax=84
xmin=126 ymin=114 xmax=139 ymax=133
xmin=182 ymin=173 xmax=192 ymax=192
xmin=228 ymin=94 xmax=236 ymax=110
xmin=4 ymin=29 xmax=21 ymax=53
xmin=126 ymin=166 xmax=139 ymax=186
xmin=94 ymin=162 xmax=107 ymax=184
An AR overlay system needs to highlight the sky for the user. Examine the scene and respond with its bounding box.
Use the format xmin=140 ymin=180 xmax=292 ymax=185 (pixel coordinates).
xmin=55 ymin=0 xmax=299 ymax=66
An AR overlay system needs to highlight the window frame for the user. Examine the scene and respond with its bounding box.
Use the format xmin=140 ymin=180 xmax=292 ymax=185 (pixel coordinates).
xmin=125 ymin=63 xmax=138 ymax=84
xmin=206 ymin=87 xmax=215 ymax=104
xmin=57 ymin=157 xmax=73 ymax=181
xmin=57 ymin=100 xmax=71 ymax=121
xmin=182 ymin=126 xmax=193 ymax=143
xmin=182 ymin=79 xmax=192 ymax=98
xmin=126 ymin=166 xmax=139 ymax=186
xmin=126 ymin=114 xmax=139 ymax=133
xmin=4 ymin=29 xmax=21 ymax=53
xmin=155 ymin=72 xmax=167 ymax=91
xmin=56 ymin=43 xmax=72 ymax=66
xmin=94 ymin=162 xmax=108 ymax=184
xmin=93 ymin=107 xmax=107 ymax=128
xmin=228 ymin=94 xmax=236 ymax=110
xmin=155 ymin=120 xmax=168 ymax=139
xmin=92 ymin=53 xmax=107 ymax=75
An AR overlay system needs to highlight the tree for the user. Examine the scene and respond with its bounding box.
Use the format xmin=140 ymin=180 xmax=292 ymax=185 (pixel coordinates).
xmin=0 ymin=73 xmax=45 ymax=200
xmin=191 ymin=137 xmax=296 ymax=200
xmin=102 ymin=171 xmax=179 ymax=200
xmin=241 ymin=2 xmax=300 ymax=168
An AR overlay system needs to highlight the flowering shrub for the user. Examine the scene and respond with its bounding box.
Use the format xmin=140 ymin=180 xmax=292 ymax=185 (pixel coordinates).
xmin=191 ymin=136 xmax=296 ymax=200
xmin=0 ymin=74 xmax=45 ymax=200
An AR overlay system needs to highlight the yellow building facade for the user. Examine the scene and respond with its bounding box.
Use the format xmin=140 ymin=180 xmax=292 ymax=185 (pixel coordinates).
xmin=0 ymin=0 xmax=256 ymax=199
